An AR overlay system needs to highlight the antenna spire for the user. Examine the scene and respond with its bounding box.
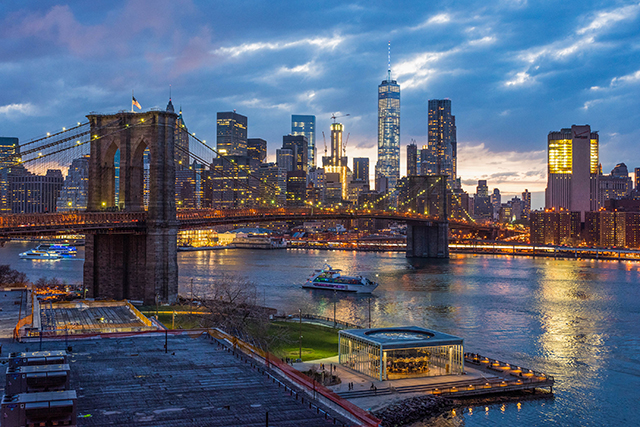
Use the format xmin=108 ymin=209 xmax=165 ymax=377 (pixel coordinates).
xmin=169 ymin=84 xmax=172 ymax=100
xmin=388 ymin=41 xmax=391 ymax=82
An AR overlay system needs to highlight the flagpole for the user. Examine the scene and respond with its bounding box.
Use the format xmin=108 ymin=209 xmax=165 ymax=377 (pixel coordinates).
xmin=131 ymin=90 xmax=134 ymax=113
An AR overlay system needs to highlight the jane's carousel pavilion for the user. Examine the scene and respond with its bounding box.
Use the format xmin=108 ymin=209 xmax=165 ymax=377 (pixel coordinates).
xmin=338 ymin=326 xmax=464 ymax=381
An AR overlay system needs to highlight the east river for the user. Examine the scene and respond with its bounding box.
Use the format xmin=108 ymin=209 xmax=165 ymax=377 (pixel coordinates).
xmin=1 ymin=240 xmax=639 ymax=426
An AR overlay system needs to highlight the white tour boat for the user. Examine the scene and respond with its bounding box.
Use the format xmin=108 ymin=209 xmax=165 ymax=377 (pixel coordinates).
xmin=19 ymin=250 xmax=62 ymax=260
xmin=302 ymin=264 xmax=378 ymax=293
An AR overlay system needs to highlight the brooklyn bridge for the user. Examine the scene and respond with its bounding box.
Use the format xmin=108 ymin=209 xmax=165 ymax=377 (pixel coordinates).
xmin=0 ymin=109 xmax=510 ymax=304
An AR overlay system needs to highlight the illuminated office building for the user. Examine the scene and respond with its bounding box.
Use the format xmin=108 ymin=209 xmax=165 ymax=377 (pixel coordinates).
xmin=353 ymin=158 xmax=369 ymax=184
xmin=291 ymin=115 xmax=316 ymax=169
xmin=247 ymin=138 xmax=267 ymax=163
xmin=11 ymin=169 xmax=64 ymax=213
xmin=276 ymin=149 xmax=294 ymax=172
xmin=56 ymin=156 xmax=89 ymax=212
xmin=375 ymin=54 xmax=400 ymax=190
xmin=283 ymin=135 xmax=309 ymax=173
xmin=217 ymin=112 xmax=247 ymax=157
xmin=522 ymin=189 xmax=531 ymax=220
xmin=545 ymin=125 xmax=599 ymax=220
xmin=0 ymin=137 xmax=20 ymax=212
xmin=209 ymin=156 xmax=259 ymax=209
xmin=425 ymin=99 xmax=456 ymax=187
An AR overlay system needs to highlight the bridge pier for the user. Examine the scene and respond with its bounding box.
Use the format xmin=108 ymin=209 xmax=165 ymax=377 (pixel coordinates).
xmin=83 ymin=111 xmax=178 ymax=305
xmin=406 ymin=222 xmax=449 ymax=258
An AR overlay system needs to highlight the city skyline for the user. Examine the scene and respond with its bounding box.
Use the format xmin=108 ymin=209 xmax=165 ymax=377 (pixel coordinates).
xmin=2 ymin=1 xmax=640 ymax=209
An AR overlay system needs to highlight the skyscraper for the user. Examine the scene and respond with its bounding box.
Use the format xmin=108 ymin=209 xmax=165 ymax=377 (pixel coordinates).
xmin=425 ymin=99 xmax=456 ymax=187
xmin=282 ymin=135 xmax=309 ymax=173
xmin=0 ymin=137 xmax=20 ymax=212
xmin=56 ymin=156 xmax=89 ymax=212
xmin=635 ymin=167 xmax=640 ymax=190
xmin=407 ymin=143 xmax=417 ymax=176
xmin=247 ymin=138 xmax=267 ymax=163
xmin=353 ymin=158 xmax=369 ymax=183
xmin=291 ymin=115 xmax=316 ymax=169
xmin=545 ymin=125 xmax=599 ymax=220
xmin=474 ymin=180 xmax=492 ymax=219
xmin=522 ymin=189 xmax=531 ymax=220
xmin=216 ymin=112 xmax=247 ymax=156
xmin=375 ymin=44 xmax=400 ymax=190
xmin=330 ymin=123 xmax=344 ymax=167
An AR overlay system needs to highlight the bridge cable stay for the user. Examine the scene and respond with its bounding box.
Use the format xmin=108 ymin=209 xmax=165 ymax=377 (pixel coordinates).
xmin=175 ymin=140 xmax=285 ymax=207
xmin=18 ymin=121 xmax=90 ymax=149
xmin=182 ymin=131 xmax=294 ymax=206
xmin=0 ymin=120 xmax=147 ymax=177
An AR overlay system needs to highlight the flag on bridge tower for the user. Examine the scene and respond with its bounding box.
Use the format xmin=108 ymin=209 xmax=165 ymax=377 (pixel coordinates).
xmin=132 ymin=95 xmax=141 ymax=111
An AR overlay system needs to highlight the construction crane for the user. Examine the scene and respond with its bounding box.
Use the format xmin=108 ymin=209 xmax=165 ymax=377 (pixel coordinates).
xmin=343 ymin=132 xmax=350 ymax=157
xmin=322 ymin=131 xmax=327 ymax=156
xmin=331 ymin=113 xmax=350 ymax=123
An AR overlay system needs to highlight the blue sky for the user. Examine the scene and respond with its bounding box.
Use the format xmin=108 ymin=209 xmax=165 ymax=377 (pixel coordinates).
xmin=2 ymin=0 xmax=640 ymax=209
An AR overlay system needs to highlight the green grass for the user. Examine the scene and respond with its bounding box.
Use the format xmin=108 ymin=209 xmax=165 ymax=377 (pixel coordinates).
xmin=155 ymin=313 xmax=203 ymax=330
xmin=268 ymin=321 xmax=339 ymax=362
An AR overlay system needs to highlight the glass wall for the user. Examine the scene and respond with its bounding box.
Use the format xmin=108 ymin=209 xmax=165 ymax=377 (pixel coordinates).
xmin=383 ymin=344 xmax=464 ymax=379
xmin=339 ymin=334 xmax=382 ymax=380
xmin=340 ymin=332 xmax=464 ymax=380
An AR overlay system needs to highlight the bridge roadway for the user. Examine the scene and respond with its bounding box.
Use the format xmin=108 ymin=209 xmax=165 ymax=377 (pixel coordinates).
xmin=0 ymin=208 xmax=483 ymax=237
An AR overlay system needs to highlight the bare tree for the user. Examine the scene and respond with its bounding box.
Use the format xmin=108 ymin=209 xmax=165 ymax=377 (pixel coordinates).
xmin=0 ymin=265 xmax=27 ymax=287
xmin=196 ymin=275 xmax=290 ymax=352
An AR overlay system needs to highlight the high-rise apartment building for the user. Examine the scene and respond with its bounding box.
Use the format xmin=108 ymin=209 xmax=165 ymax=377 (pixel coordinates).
xmin=545 ymin=125 xmax=599 ymax=220
xmin=291 ymin=115 xmax=316 ymax=169
xmin=217 ymin=112 xmax=247 ymax=156
xmin=247 ymin=138 xmax=267 ymax=163
xmin=375 ymin=52 xmax=400 ymax=190
xmin=425 ymin=99 xmax=456 ymax=186
xmin=407 ymin=143 xmax=417 ymax=177
xmin=635 ymin=167 xmax=640 ymax=190
xmin=282 ymin=135 xmax=309 ymax=173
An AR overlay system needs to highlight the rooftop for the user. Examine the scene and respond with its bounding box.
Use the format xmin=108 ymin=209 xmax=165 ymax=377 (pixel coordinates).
xmin=63 ymin=333 xmax=348 ymax=426
xmin=340 ymin=326 xmax=463 ymax=349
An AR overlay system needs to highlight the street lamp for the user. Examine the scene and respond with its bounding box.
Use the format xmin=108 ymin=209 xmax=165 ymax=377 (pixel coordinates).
xmin=298 ymin=308 xmax=302 ymax=361
xmin=333 ymin=290 xmax=337 ymax=328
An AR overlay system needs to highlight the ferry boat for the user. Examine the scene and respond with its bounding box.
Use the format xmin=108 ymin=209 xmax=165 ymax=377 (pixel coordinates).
xmin=302 ymin=264 xmax=378 ymax=293
xmin=36 ymin=244 xmax=77 ymax=258
xmin=19 ymin=250 xmax=62 ymax=260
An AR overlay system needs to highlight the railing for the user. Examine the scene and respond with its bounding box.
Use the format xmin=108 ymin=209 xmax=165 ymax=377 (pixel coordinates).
xmin=207 ymin=328 xmax=381 ymax=427
xmin=0 ymin=211 xmax=146 ymax=233
xmin=0 ymin=208 xmax=456 ymax=235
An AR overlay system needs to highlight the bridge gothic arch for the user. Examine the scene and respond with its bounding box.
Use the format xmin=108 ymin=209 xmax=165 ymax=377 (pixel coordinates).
xmin=84 ymin=111 xmax=178 ymax=304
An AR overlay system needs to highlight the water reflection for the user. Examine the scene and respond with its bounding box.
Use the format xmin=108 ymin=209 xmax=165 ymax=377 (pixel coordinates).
xmin=0 ymin=243 xmax=638 ymax=426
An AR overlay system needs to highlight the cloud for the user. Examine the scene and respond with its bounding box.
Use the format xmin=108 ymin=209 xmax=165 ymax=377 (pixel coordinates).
xmin=213 ymin=34 xmax=345 ymax=58
xmin=0 ymin=103 xmax=38 ymax=116
xmin=577 ymin=3 xmax=640 ymax=35
xmin=458 ymin=142 xmax=546 ymax=195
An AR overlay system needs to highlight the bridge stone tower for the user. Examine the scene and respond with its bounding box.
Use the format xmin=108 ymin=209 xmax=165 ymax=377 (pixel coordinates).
xmin=84 ymin=111 xmax=179 ymax=304
xmin=402 ymin=176 xmax=450 ymax=258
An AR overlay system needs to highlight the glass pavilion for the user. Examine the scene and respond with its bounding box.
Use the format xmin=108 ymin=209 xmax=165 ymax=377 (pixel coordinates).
xmin=338 ymin=326 xmax=464 ymax=381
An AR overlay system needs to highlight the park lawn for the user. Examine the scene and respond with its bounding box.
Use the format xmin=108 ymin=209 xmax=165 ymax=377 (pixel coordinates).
xmin=269 ymin=321 xmax=339 ymax=362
